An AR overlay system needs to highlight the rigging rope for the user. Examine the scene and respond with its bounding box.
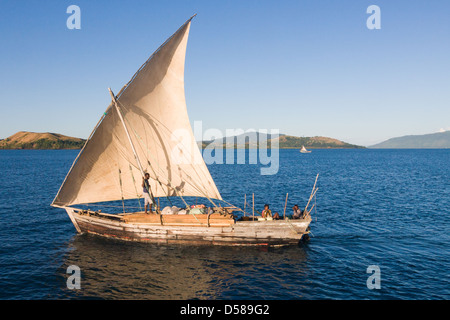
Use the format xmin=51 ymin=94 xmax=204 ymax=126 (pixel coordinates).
xmin=118 ymin=100 xmax=219 ymax=208
xmin=118 ymin=168 xmax=126 ymax=214
xmin=129 ymin=164 xmax=142 ymax=212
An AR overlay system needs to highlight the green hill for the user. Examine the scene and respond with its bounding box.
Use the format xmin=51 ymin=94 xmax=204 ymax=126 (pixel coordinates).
xmin=275 ymin=135 xmax=363 ymax=149
xmin=201 ymin=133 xmax=364 ymax=149
xmin=0 ymin=131 xmax=86 ymax=150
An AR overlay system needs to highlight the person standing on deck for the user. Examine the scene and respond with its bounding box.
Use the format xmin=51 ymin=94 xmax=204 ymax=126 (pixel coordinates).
xmin=142 ymin=173 xmax=153 ymax=214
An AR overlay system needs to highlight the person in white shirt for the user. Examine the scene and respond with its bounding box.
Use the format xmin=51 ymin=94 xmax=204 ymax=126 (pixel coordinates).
xmin=292 ymin=204 xmax=303 ymax=219
xmin=142 ymin=173 xmax=153 ymax=214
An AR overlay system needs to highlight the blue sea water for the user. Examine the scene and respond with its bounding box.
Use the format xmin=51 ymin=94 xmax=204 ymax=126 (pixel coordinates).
xmin=0 ymin=149 xmax=449 ymax=300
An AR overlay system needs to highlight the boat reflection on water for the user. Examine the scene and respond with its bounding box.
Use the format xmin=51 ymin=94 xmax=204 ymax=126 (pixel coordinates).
xmin=59 ymin=234 xmax=310 ymax=299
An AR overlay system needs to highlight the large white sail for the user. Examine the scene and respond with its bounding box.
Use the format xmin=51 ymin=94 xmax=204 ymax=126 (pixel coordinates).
xmin=52 ymin=17 xmax=222 ymax=207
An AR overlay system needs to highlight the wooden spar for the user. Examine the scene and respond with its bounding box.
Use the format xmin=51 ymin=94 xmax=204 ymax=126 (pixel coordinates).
xmin=304 ymin=187 xmax=318 ymax=214
xmin=243 ymin=194 xmax=247 ymax=217
xmin=307 ymin=203 xmax=315 ymax=215
xmin=312 ymin=173 xmax=319 ymax=193
xmin=304 ymin=174 xmax=319 ymax=213
xmin=283 ymin=193 xmax=288 ymax=219
xmin=252 ymin=193 xmax=255 ymax=220
xmin=308 ymin=186 xmax=318 ymax=217
xmin=108 ymin=88 xmax=157 ymax=210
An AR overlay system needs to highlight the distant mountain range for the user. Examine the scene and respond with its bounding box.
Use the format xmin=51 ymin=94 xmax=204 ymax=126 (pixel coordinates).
xmin=370 ymin=131 xmax=450 ymax=149
xmin=0 ymin=131 xmax=86 ymax=149
xmin=5 ymin=129 xmax=448 ymax=150
xmin=1 ymin=131 xmax=363 ymax=150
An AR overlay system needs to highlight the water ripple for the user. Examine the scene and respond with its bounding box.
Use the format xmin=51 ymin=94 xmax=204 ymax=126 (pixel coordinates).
xmin=0 ymin=149 xmax=449 ymax=299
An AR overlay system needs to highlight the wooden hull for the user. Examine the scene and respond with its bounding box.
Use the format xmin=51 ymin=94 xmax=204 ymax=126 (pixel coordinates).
xmin=65 ymin=208 xmax=311 ymax=246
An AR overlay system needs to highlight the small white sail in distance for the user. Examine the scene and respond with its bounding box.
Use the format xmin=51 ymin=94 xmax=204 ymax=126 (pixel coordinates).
xmin=300 ymin=145 xmax=311 ymax=153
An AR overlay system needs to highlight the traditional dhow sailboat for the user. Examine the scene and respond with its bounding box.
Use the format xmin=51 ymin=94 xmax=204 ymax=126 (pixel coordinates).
xmin=51 ymin=16 xmax=315 ymax=246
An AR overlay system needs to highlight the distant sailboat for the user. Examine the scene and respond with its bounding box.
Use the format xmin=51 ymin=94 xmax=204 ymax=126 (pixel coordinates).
xmin=300 ymin=145 xmax=311 ymax=153
xmin=51 ymin=15 xmax=316 ymax=246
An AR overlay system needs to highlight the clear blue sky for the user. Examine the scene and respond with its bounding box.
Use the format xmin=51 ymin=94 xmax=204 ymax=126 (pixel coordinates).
xmin=1 ymin=0 xmax=449 ymax=146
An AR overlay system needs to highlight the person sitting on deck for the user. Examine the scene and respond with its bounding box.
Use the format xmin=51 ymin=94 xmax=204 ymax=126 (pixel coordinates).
xmin=292 ymin=204 xmax=303 ymax=219
xmin=261 ymin=204 xmax=272 ymax=219
xmin=142 ymin=173 xmax=153 ymax=214
xmin=272 ymin=211 xmax=280 ymax=220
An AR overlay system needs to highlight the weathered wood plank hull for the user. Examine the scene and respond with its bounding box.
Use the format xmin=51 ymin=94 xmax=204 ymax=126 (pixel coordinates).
xmin=66 ymin=208 xmax=311 ymax=246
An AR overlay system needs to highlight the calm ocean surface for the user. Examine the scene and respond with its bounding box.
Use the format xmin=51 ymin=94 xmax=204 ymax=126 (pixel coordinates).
xmin=0 ymin=149 xmax=449 ymax=300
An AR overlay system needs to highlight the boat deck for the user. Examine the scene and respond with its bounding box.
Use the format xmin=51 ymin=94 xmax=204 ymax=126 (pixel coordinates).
xmin=119 ymin=212 xmax=235 ymax=227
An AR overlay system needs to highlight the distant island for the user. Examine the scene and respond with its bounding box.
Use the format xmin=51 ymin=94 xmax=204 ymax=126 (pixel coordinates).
xmin=1 ymin=131 xmax=364 ymax=150
xmin=201 ymin=132 xmax=364 ymax=149
xmin=275 ymin=134 xmax=364 ymax=149
xmin=370 ymin=131 xmax=450 ymax=149
xmin=0 ymin=131 xmax=86 ymax=150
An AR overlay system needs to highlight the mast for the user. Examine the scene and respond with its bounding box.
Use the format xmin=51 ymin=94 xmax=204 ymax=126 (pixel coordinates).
xmin=108 ymin=88 xmax=157 ymax=209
